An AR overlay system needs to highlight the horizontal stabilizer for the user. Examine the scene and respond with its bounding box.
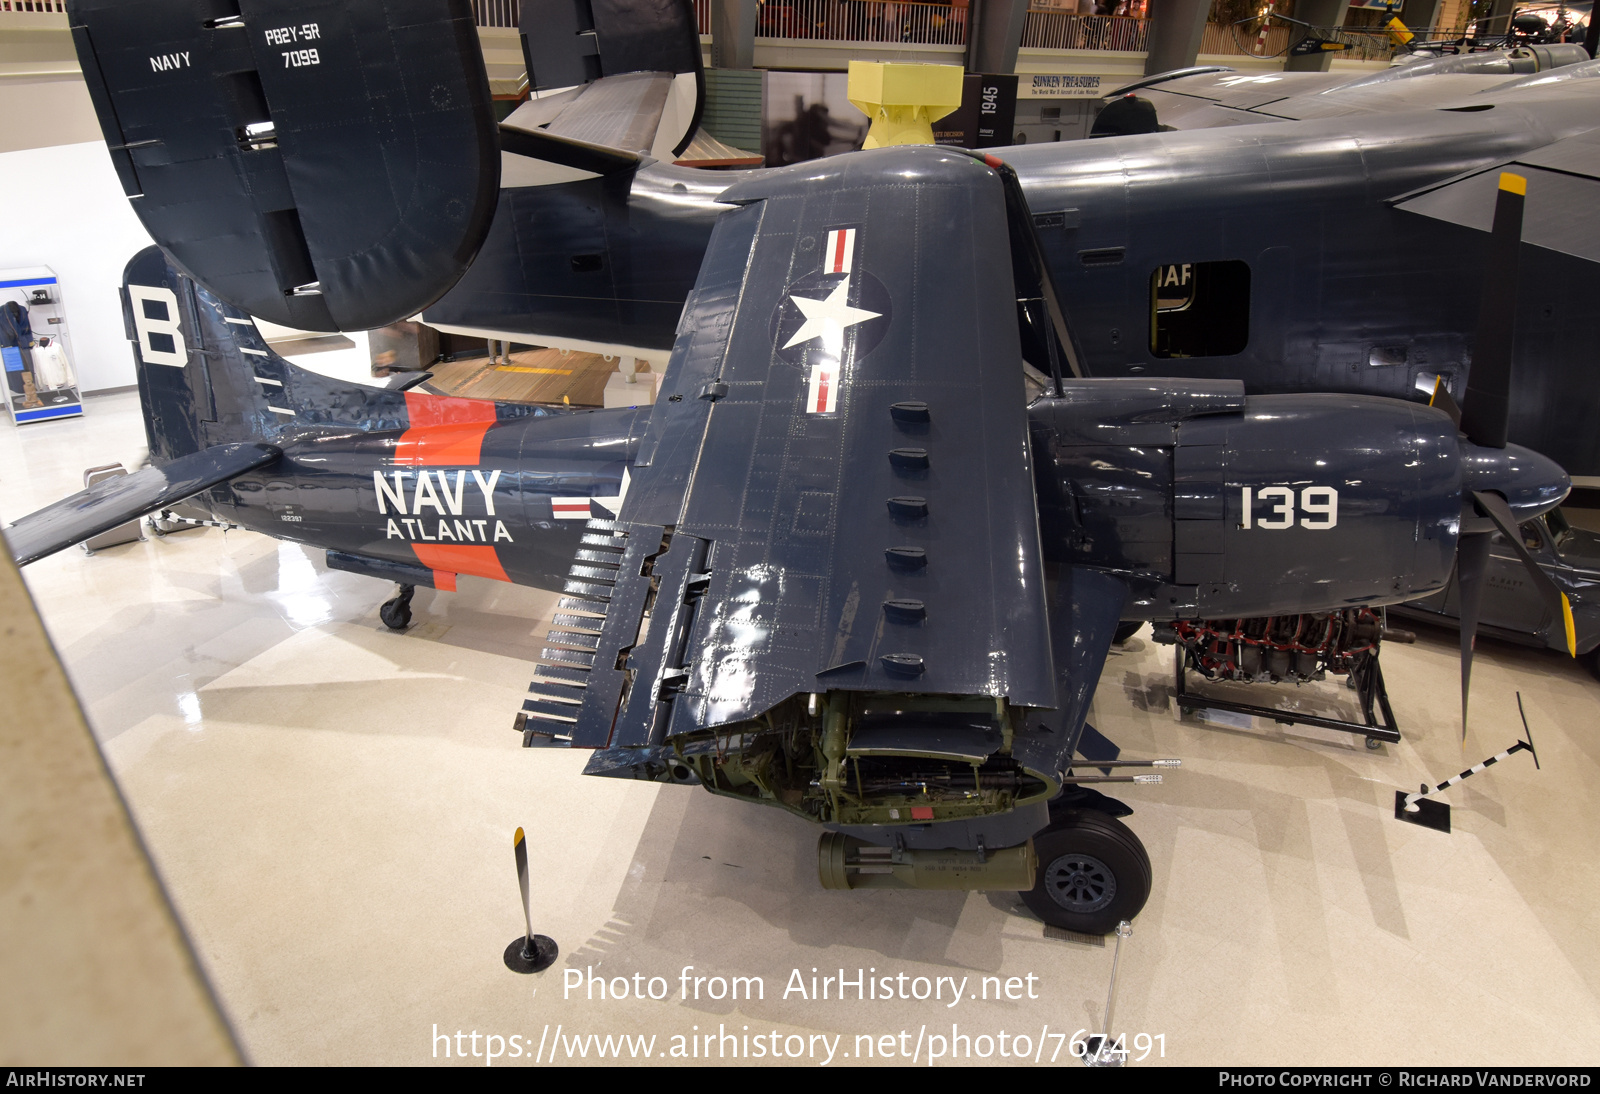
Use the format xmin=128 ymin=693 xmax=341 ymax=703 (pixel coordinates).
xmin=6 ymin=442 xmax=281 ymax=566
xmin=508 ymin=72 xmax=669 ymax=156
xmin=498 ymin=123 xmax=642 ymax=176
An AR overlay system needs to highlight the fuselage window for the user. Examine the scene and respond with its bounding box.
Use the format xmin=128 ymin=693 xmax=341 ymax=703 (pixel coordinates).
xmin=1149 ymin=260 xmax=1250 ymax=358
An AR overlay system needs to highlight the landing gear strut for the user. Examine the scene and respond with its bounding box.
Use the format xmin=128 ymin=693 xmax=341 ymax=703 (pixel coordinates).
xmin=1020 ymin=809 xmax=1151 ymax=935
xmin=380 ymin=584 xmax=414 ymax=630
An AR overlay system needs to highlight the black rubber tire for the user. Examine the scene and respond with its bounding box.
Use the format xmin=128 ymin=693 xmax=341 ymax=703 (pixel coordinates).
xmin=379 ymin=598 xmax=412 ymax=631
xmin=1021 ymin=810 xmax=1152 ymax=935
xmin=1112 ymin=621 xmax=1143 ymax=644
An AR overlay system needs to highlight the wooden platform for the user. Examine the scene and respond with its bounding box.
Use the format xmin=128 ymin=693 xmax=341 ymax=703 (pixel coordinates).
xmin=419 ymin=346 xmax=648 ymax=406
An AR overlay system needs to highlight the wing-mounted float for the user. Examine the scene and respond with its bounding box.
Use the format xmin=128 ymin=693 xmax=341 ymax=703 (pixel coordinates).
xmin=517 ymin=147 xmax=1112 ymax=858
xmin=67 ymin=0 xmax=501 ymax=330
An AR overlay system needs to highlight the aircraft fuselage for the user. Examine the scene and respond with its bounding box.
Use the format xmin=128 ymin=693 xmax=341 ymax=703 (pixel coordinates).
xmin=424 ymin=94 xmax=1600 ymax=474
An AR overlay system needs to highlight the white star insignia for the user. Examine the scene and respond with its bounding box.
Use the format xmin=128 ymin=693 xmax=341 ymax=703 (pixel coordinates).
xmin=591 ymin=466 xmax=630 ymax=517
xmin=782 ymin=279 xmax=882 ymax=354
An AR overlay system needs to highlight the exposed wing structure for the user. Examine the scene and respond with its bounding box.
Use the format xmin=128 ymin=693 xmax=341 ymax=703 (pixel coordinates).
xmin=518 ymin=147 xmax=1074 ymax=809
xmin=5 ymin=443 xmax=282 ymax=566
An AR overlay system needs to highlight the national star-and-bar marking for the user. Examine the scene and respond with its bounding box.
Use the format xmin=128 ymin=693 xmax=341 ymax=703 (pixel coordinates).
xmin=551 ymin=467 xmax=630 ymax=520
xmin=825 ymin=228 xmax=856 ymax=275
xmin=784 ymin=227 xmax=880 ymax=415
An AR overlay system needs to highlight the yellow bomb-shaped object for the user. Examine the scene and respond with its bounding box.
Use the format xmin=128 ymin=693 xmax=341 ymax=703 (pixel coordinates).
xmin=847 ymin=61 xmax=965 ymax=149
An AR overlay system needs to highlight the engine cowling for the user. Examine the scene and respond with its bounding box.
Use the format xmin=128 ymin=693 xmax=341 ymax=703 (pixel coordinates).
xmin=1030 ymin=379 xmax=1568 ymax=620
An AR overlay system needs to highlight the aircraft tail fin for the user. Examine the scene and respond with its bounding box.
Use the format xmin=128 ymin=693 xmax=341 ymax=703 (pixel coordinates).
xmin=121 ymin=245 xmax=316 ymax=465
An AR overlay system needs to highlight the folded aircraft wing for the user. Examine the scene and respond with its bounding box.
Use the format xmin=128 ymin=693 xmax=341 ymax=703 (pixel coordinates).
xmin=520 ymin=146 xmax=1063 ymax=760
xmin=5 ymin=442 xmax=282 ymax=566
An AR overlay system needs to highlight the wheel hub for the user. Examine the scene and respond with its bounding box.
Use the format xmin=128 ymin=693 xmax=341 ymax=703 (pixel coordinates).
xmin=1043 ymin=852 xmax=1116 ymax=913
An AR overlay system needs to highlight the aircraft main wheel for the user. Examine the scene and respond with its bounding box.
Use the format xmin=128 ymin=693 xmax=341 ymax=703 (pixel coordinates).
xmin=379 ymin=585 xmax=415 ymax=631
xmin=1021 ymin=810 xmax=1151 ymax=935
xmin=1112 ymin=621 xmax=1143 ymax=644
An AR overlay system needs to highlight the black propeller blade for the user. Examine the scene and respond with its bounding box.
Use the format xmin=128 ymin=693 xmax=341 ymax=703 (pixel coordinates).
xmin=1454 ymin=527 xmax=1493 ymax=738
xmin=1471 ymin=490 xmax=1577 ymax=657
xmin=1447 ymin=172 xmax=1574 ymax=739
xmin=1458 ymin=172 xmax=1525 ymax=451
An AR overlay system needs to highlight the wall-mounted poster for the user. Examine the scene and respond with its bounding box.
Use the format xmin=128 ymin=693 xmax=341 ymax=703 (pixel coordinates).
xmin=1 ymin=266 xmax=82 ymax=425
xmin=933 ymin=73 xmax=1019 ymax=149
xmin=762 ymin=71 xmax=870 ymax=167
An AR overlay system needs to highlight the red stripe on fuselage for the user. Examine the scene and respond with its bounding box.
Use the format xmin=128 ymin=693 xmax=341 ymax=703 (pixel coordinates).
xmin=414 ymin=544 xmax=510 ymax=583
xmin=394 ymin=392 xmax=498 ymax=467
xmin=396 ymin=394 xmax=510 ymax=582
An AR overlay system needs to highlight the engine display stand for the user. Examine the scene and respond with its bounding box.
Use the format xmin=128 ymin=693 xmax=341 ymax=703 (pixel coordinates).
xmin=1172 ymin=645 xmax=1401 ymax=747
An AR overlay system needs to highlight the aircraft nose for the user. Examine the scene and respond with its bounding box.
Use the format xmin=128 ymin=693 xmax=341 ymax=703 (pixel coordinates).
xmin=1458 ymin=441 xmax=1570 ymax=523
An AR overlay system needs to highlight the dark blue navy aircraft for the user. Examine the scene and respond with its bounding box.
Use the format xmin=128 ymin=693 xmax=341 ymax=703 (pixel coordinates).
xmin=3 ymin=0 xmax=1586 ymax=931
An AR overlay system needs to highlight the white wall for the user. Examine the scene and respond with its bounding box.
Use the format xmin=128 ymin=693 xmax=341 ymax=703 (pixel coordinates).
xmin=0 ymin=141 xmax=154 ymax=393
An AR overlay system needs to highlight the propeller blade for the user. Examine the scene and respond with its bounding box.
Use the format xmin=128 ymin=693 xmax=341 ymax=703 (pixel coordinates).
xmin=1458 ymin=172 xmax=1526 ymax=450
xmin=1470 ymin=491 xmax=1578 ymax=656
xmin=505 ymin=826 xmax=558 ymax=973
xmin=514 ymin=826 xmax=533 ymax=946
xmin=1516 ymin=692 xmax=1541 ymax=770
xmin=1429 ymin=374 xmax=1463 ymax=427
xmin=1456 ymin=531 xmax=1493 ymax=740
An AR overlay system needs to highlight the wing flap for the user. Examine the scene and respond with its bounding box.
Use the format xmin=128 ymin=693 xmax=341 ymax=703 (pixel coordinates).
xmin=6 ymin=442 xmax=282 ymax=566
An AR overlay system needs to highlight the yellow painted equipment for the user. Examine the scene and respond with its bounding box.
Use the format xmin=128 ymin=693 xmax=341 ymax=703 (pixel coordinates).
xmin=846 ymin=61 xmax=965 ymax=149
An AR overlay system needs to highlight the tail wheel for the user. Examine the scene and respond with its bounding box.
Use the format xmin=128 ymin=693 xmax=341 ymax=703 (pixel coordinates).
xmin=1113 ymin=621 xmax=1144 ymax=644
xmin=379 ymin=584 xmax=415 ymax=631
xmin=1020 ymin=809 xmax=1152 ymax=935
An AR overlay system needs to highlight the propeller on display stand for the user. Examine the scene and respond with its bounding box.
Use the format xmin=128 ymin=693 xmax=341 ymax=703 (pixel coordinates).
xmin=1431 ymin=172 xmax=1577 ymax=740
xmin=504 ymin=827 xmax=559 ymax=974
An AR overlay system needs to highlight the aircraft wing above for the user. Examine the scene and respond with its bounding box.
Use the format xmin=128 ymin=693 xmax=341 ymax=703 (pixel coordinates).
xmin=5 ymin=442 xmax=282 ymax=566
xmin=1393 ymin=130 xmax=1600 ymax=265
xmin=1122 ymin=51 xmax=1600 ymax=129
xmin=520 ymin=146 xmax=1060 ymax=754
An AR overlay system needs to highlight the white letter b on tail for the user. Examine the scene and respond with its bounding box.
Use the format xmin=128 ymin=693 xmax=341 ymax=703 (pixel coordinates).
xmin=128 ymin=285 xmax=188 ymax=368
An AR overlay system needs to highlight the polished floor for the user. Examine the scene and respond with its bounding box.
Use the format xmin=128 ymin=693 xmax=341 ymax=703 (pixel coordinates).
xmin=4 ymin=391 xmax=1599 ymax=1066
